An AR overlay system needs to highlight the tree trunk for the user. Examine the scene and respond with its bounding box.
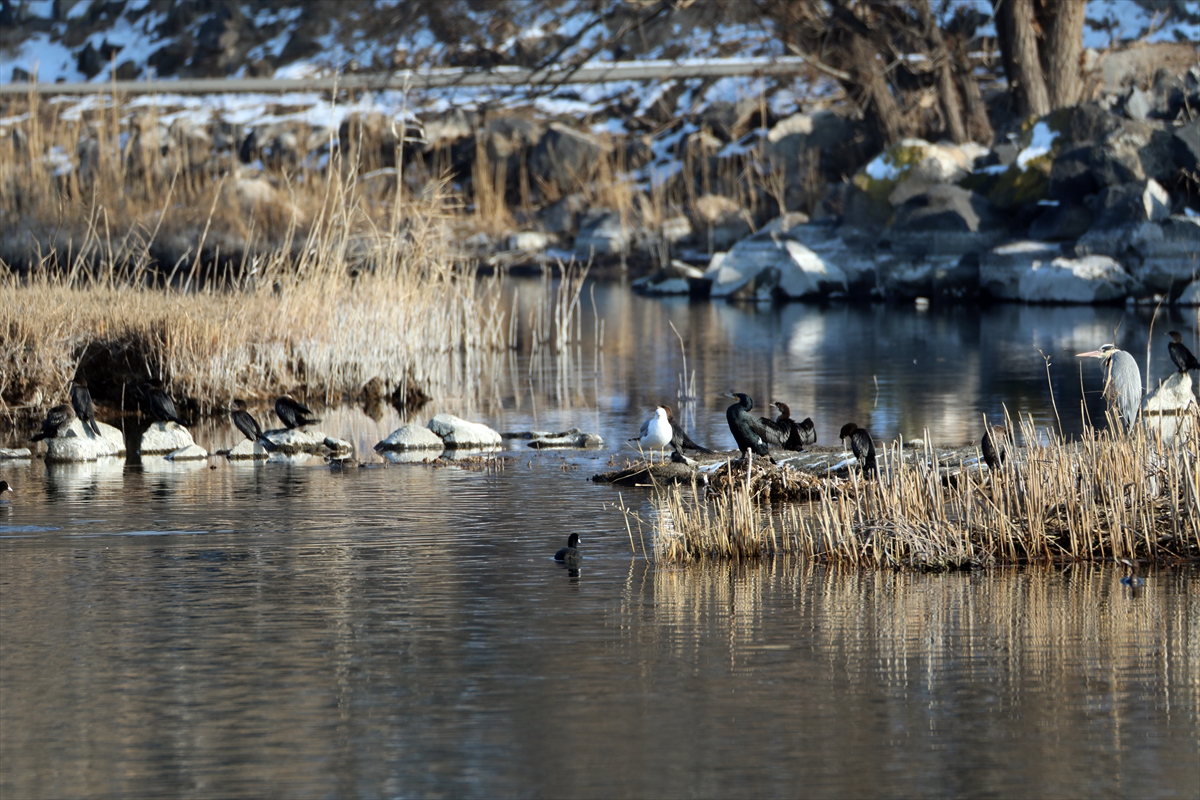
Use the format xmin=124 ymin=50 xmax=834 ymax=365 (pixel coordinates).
xmin=1041 ymin=0 xmax=1085 ymax=109
xmin=846 ymin=32 xmax=906 ymax=146
xmin=913 ymin=0 xmax=967 ymax=143
xmin=994 ymin=0 xmax=1050 ymax=117
xmin=950 ymin=35 xmax=995 ymax=144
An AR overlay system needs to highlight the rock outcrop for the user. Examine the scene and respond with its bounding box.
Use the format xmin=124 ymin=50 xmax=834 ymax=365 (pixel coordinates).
xmin=43 ymin=419 xmax=126 ymax=463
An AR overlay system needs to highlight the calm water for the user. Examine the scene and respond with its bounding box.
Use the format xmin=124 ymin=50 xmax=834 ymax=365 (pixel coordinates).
xmin=2 ymin=284 xmax=1199 ymax=798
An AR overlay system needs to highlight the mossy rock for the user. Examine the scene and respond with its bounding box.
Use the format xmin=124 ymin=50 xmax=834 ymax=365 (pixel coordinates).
xmin=972 ymin=155 xmax=1052 ymax=210
xmin=851 ymin=141 xmax=940 ymax=201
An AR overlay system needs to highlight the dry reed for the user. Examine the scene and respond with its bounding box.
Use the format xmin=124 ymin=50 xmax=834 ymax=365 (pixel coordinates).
xmin=650 ymin=414 xmax=1200 ymax=569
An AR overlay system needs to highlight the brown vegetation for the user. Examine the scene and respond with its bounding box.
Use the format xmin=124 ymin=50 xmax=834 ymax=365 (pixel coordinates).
xmin=646 ymin=416 xmax=1200 ymax=569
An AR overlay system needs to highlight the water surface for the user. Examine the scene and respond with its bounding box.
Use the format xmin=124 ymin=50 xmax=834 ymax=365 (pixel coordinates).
xmin=2 ymin=287 xmax=1198 ymax=798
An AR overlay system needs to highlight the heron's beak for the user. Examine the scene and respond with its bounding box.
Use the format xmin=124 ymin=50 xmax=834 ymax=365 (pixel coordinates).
xmin=1075 ymin=350 xmax=1104 ymax=358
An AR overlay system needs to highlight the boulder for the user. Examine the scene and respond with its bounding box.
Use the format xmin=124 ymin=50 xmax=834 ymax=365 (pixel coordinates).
xmin=1016 ymin=255 xmax=1133 ymax=303
xmin=166 ymin=444 xmax=209 ymax=461
xmin=263 ymin=428 xmax=338 ymax=455
xmin=508 ymin=231 xmax=553 ymax=251
xmin=1176 ymin=280 xmax=1200 ymax=305
xmin=502 ymin=429 xmax=605 ymax=448
xmin=632 ymin=260 xmax=706 ymax=295
xmin=0 ymin=448 xmax=32 ymax=459
xmin=709 ymin=234 xmax=847 ymax=300
xmin=980 ymin=241 xmax=1063 ymax=299
xmin=1130 ymin=216 xmax=1200 ymax=293
xmin=886 ymin=185 xmax=1004 ymax=257
xmin=540 ymin=193 xmax=588 ymax=235
xmin=376 ymin=424 xmax=446 ymax=451
xmin=1076 ymin=180 xmax=1175 ymax=259
xmin=380 ymin=449 xmax=442 ymax=464
xmin=44 ymin=419 xmax=125 ymax=463
xmin=427 ymin=414 xmax=502 ymax=448
xmin=877 ymin=253 xmax=978 ymax=301
xmin=139 ymin=421 xmax=198 ymax=455
xmin=574 ymin=209 xmax=630 ymax=258
xmin=228 ymin=439 xmax=272 ymax=460
xmin=1140 ymin=371 xmax=1196 ymax=445
xmin=1173 ymin=118 xmax=1200 ymax=172
xmin=1028 ymin=202 xmax=1093 ymax=241
xmin=530 ymin=123 xmax=610 ymax=195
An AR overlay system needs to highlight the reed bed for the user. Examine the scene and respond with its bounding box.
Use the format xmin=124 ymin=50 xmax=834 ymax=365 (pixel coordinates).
xmin=0 ymin=95 xmax=519 ymax=426
xmin=650 ymin=415 xmax=1200 ymax=569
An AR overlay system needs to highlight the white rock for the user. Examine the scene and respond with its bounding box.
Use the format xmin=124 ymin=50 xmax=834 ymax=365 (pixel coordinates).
xmin=228 ymin=439 xmax=272 ymax=460
xmin=44 ymin=419 xmax=125 ymax=462
xmin=1141 ymin=371 xmax=1196 ymax=444
xmin=1142 ymin=179 xmax=1170 ymax=222
xmin=427 ymin=414 xmax=502 ymax=448
xmin=166 ymin=443 xmax=209 ymax=460
xmin=508 ymin=231 xmax=553 ymax=251
xmin=1176 ymin=280 xmax=1200 ymax=305
xmin=263 ymin=428 xmax=336 ymax=454
xmin=0 ymin=448 xmax=32 ymax=459
xmin=375 ymin=423 xmax=445 ymax=451
xmin=380 ymin=449 xmax=442 ymax=464
xmin=711 ymin=234 xmax=847 ymax=299
xmin=1017 ymin=256 xmax=1133 ymax=303
xmin=138 ymin=421 xmax=197 ymax=455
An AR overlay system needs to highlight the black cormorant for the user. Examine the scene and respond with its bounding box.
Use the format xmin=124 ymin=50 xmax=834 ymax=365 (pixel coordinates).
xmin=723 ymin=392 xmax=770 ymax=458
xmin=30 ymin=404 xmax=75 ymax=442
xmin=839 ymin=423 xmax=877 ymax=477
xmin=143 ymin=379 xmax=183 ymax=424
xmin=761 ymin=401 xmax=817 ymax=451
xmin=554 ymin=533 xmax=582 ymax=567
xmin=981 ymin=425 xmax=1008 ymax=472
xmin=70 ymin=377 xmax=101 ymax=436
xmin=1167 ymin=331 xmax=1199 ymax=373
xmin=664 ymin=405 xmax=713 ymax=454
xmin=232 ymin=399 xmax=275 ymax=449
xmin=275 ymin=395 xmax=319 ymax=429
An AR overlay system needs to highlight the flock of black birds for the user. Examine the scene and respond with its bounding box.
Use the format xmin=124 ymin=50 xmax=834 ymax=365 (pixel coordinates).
xmin=28 ymin=377 xmax=322 ymax=452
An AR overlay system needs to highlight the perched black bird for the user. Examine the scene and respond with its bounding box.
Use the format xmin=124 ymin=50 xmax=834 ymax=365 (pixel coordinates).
xmin=231 ymin=399 xmax=275 ymax=449
xmin=723 ymin=392 xmax=770 ymax=458
xmin=664 ymin=405 xmax=713 ymax=454
xmin=839 ymin=423 xmax=877 ymax=477
xmin=30 ymin=404 xmax=75 ymax=442
xmin=143 ymin=379 xmax=183 ymax=424
xmin=760 ymin=401 xmax=817 ymax=451
xmin=275 ymin=395 xmax=319 ymax=429
xmin=981 ymin=425 xmax=1008 ymax=472
xmin=70 ymin=377 xmax=101 ymax=436
xmin=554 ymin=533 xmax=582 ymax=567
xmin=1167 ymin=331 xmax=1199 ymax=373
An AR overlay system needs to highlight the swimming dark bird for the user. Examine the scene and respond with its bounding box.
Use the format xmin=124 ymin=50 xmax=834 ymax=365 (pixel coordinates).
xmin=723 ymin=392 xmax=770 ymax=458
xmin=981 ymin=425 xmax=1008 ymax=472
xmin=839 ymin=423 xmax=877 ymax=477
xmin=29 ymin=404 xmax=75 ymax=442
xmin=1117 ymin=557 xmax=1144 ymax=588
xmin=1167 ymin=331 xmax=1199 ymax=373
xmin=1077 ymin=344 xmax=1141 ymax=433
xmin=231 ymin=399 xmax=276 ymax=449
xmin=554 ymin=533 xmax=582 ymax=567
xmin=275 ymin=395 xmax=319 ymax=429
xmin=760 ymin=401 xmax=817 ymax=451
xmin=0 ymin=481 xmax=11 ymax=496
xmin=70 ymin=377 xmax=101 ymax=436
xmin=664 ymin=405 xmax=713 ymax=454
xmin=629 ymin=406 xmax=672 ymax=461
xmin=143 ymin=379 xmax=183 ymax=424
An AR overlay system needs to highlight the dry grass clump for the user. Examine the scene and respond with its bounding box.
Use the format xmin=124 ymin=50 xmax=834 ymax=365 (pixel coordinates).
xmin=0 ymin=96 xmax=513 ymax=426
xmin=651 ymin=417 xmax=1200 ymax=569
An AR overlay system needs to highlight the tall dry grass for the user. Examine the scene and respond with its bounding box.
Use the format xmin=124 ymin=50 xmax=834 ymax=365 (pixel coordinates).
xmin=0 ymin=94 xmax=513 ymax=424
xmin=650 ymin=415 xmax=1200 ymax=569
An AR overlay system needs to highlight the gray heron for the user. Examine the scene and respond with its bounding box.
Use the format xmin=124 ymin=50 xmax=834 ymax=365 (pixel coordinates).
xmin=1077 ymin=344 xmax=1142 ymax=432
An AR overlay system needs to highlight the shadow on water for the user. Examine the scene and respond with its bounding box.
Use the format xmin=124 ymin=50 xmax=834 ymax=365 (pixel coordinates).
xmin=1 ymin=284 xmax=1199 ymax=797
